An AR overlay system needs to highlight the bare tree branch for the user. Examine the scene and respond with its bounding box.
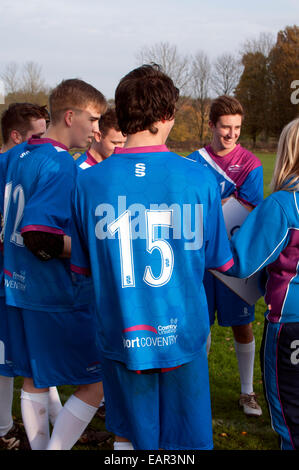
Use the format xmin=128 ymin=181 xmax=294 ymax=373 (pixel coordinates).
xmin=211 ymin=53 xmax=242 ymax=96
xmin=21 ymin=61 xmax=46 ymax=95
xmin=136 ymin=41 xmax=191 ymax=95
xmin=189 ymin=51 xmax=211 ymax=143
xmin=0 ymin=62 xmax=20 ymax=94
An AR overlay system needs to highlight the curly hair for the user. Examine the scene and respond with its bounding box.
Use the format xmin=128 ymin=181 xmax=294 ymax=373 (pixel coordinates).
xmin=115 ymin=64 xmax=179 ymax=135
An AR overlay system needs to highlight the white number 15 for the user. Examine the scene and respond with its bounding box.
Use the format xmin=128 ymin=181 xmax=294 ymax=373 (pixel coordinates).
xmin=108 ymin=210 xmax=174 ymax=288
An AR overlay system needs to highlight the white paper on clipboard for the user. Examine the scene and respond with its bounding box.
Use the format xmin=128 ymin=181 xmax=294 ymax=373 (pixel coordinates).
xmin=209 ymin=197 xmax=262 ymax=305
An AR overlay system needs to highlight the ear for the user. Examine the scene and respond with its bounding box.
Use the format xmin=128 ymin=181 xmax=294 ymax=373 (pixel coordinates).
xmin=10 ymin=129 xmax=22 ymax=145
xmin=208 ymin=120 xmax=215 ymax=130
xmin=64 ymin=110 xmax=74 ymax=128
xmin=93 ymin=130 xmax=102 ymax=143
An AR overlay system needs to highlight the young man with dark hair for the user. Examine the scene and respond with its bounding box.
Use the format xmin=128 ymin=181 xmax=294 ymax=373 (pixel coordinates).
xmin=0 ymin=102 xmax=51 ymax=450
xmin=76 ymin=107 xmax=126 ymax=169
xmin=1 ymin=103 xmax=49 ymax=152
xmin=70 ymin=65 xmax=233 ymax=450
xmin=188 ymin=95 xmax=264 ymax=416
xmin=0 ymin=79 xmax=108 ymax=450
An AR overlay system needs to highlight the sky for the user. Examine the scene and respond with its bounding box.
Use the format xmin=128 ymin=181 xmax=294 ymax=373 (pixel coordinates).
xmin=0 ymin=0 xmax=298 ymax=99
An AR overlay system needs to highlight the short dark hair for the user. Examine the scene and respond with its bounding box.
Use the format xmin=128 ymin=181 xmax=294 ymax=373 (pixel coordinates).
xmin=209 ymin=95 xmax=244 ymax=126
xmin=99 ymin=107 xmax=121 ymax=137
xmin=115 ymin=64 xmax=179 ymax=135
xmin=1 ymin=102 xmax=49 ymax=144
xmin=49 ymin=78 xmax=107 ymax=124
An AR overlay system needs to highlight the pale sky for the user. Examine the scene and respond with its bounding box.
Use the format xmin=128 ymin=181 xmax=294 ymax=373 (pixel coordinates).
xmin=0 ymin=0 xmax=298 ymax=99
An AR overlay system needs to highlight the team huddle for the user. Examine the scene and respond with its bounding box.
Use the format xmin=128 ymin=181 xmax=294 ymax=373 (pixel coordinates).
xmin=0 ymin=64 xmax=298 ymax=451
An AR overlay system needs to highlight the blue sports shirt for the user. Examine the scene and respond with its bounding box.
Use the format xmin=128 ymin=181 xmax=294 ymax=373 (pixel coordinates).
xmin=0 ymin=138 xmax=79 ymax=312
xmin=75 ymin=150 xmax=98 ymax=170
xmin=227 ymin=190 xmax=299 ymax=323
xmin=71 ymin=145 xmax=234 ymax=370
xmin=188 ymin=144 xmax=264 ymax=207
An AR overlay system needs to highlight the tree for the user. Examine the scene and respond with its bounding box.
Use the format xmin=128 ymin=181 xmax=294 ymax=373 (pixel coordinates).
xmin=0 ymin=61 xmax=49 ymax=123
xmin=0 ymin=62 xmax=20 ymax=95
xmin=136 ymin=42 xmax=191 ymax=96
xmin=241 ymin=31 xmax=275 ymax=57
xmin=235 ymin=51 xmax=271 ymax=146
xmin=211 ymin=53 xmax=242 ymax=96
xmin=21 ymin=61 xmax=47 ymax=95
xmin=189 ymin=51 xmax=211 ymax=143
xmin=268 ymin=25 xmax=299 ymax=135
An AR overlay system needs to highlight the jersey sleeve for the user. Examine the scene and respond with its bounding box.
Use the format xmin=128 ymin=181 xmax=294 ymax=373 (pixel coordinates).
xmin=21 ymin=153 xmax=75 ymax=236
xmin=227 ymin=195 xmax=290 ymax=278
xmin=204 ymin=183 xmax=234 ymax=272
xmin=236 ymin=166 xmax=264 ymax=207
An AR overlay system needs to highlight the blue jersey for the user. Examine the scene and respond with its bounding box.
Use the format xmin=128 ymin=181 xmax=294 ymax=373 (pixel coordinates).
xmin=71 ymin=145 xmax=233 ymax=371
xmin=0 ymin=138 xmax=79 ymax=312
xmin=0 ymin=150 xmax=9 ymax=298
xmin=188 ymin=144 xmax=263 ymax=206
xmin=75 ymin=150 xmax=98 ymax=170
xmin=228 ymin=190 xmax=299 ymax=323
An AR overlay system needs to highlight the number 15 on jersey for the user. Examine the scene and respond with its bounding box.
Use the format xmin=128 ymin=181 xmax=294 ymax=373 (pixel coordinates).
xmin=108 ymin=210 xmax=174 ymax=289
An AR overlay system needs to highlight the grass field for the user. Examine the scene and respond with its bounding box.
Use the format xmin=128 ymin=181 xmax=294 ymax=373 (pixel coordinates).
xmin=9 ymin=152 xmax=279 ymax=451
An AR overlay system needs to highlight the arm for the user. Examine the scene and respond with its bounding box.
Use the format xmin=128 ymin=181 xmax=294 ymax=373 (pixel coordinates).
xmin=22 ymin=231 xmax=65 ymax=261
xmin=226 ymin=195 xmax=290 ymax=279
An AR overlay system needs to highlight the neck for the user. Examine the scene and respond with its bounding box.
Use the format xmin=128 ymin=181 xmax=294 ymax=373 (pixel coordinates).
xmin=1 ymin=141 xmax=15 ymax=153
xmin=125 ymin=131 xmax=166 ymax=149
xmin=88 ymin=147 xmax=104 ymax=163
xmin=44 ymin=125 xmax=70 ymax=149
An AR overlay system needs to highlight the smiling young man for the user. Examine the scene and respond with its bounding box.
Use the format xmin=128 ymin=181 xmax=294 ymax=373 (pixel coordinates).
xmin=188 ymin=95 xmax=264 ymax=417
xmin=0 ymin=79 xmax=108 ymax=450
xmin=76 ymin=107 xmax=126 ymax=169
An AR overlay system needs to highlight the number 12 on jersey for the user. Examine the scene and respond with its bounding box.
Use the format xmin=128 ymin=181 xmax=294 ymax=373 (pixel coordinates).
xmin=108 ymin=210 xmax=174 ymax=288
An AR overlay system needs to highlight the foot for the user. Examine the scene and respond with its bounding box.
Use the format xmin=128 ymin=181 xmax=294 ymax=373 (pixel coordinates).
xmin=0 ymin=423 xmax=30 ymax=450
xmin=239 ymin=393 xmax=262 ymax=417
xmin=78 ymin=429 xmax=111 ymax=445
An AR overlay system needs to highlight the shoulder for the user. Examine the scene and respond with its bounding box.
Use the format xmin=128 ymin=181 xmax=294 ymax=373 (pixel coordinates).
xmin=271 ymin=190 xmax=299 ymax=218
xmin=169 ymin=151 xmax=220 ymax=193
xmin=237 ymin=145 xmax=262 ymax=168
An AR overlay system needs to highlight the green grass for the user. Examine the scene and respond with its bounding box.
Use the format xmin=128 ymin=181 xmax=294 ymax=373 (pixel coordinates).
xmin=9 ymin=152 xmax=279 ymax=451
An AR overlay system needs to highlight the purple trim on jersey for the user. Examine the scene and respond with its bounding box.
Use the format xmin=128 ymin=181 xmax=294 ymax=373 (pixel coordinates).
xmin=266 ymin=230 xmax=299 ymax=322
xmin=21 ymin=225 xmax=65 ymax=235
xmin=114 ymin=145 xmax=169 ymax=154
xmin=123 ymin=325 xmax=158 ymax=334
xmin=276 ymin=325 xmax=296 ymax=449
xmin=70 ymin=263 xmax=91 ymax=276
xmin=85 ymin=150 xmax=98 ymax=166
xmin=213 ymin=258 xmax=234 ymax=273
xmin=205 ymin=144 xmax=261 ymax=190
xmin=237 ymin=195 xmax=256 ymax=208
xmin=28 ymin=137 xmax=69 ymax=151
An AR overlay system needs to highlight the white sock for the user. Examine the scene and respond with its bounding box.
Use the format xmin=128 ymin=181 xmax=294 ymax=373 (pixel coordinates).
xmin=234 ymin=339 xmax=255 ymax=395
xmin=0 ymin=376 xmax=14 ymax=437
xmin=100 ymin=396 xmax=105 ymax=406
xmin=206 ymin=331 xmax=211 ymax=354
xmin=46 ymin=395 xmax=98 ymax=450
xmin=114 ymin=441 xmax=134 ymax=450
xmin=48 ymin=387 xmax=63 ymax=426
xmin=21 ymin=389 xmax=50 ymax=450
